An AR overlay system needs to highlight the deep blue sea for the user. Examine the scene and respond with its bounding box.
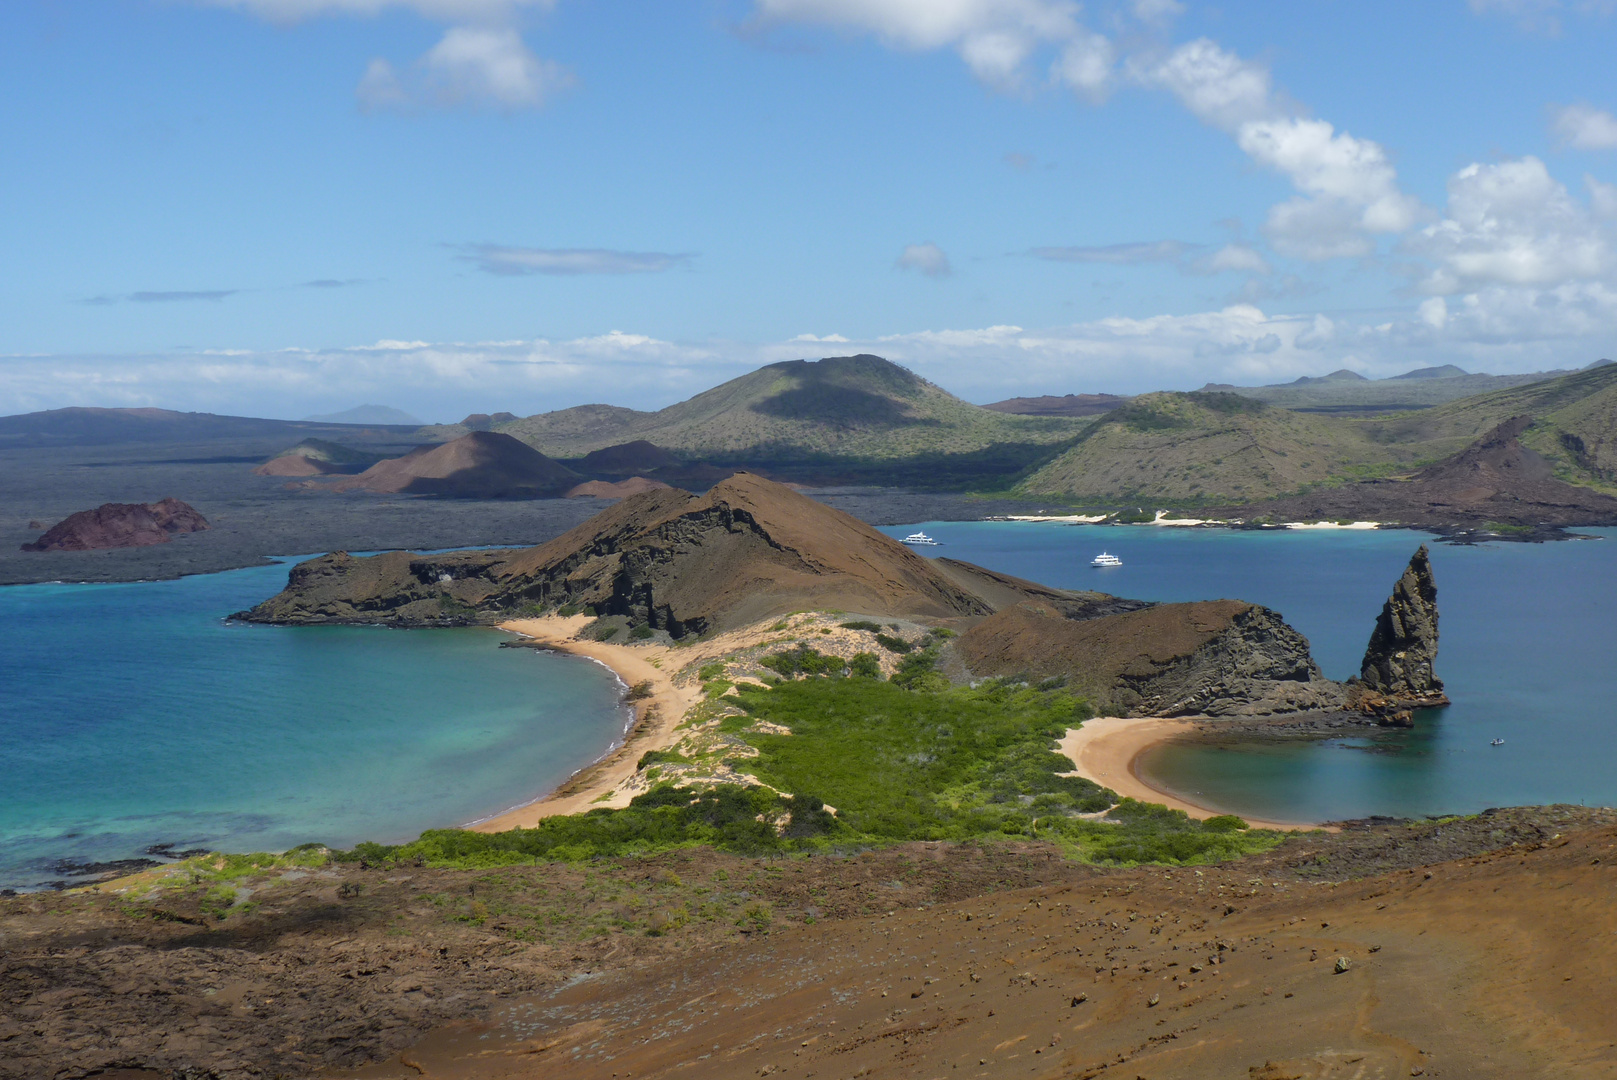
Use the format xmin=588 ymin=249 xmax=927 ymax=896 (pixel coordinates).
xmin=880 ymin=522 xmax=1617 ymax=823
xmin=0 ymin=560 xmax=628 ymax=890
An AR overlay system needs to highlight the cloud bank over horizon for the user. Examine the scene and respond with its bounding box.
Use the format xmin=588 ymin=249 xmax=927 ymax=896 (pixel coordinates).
xmin=8 ymin=291 xmax=1613 ymax=423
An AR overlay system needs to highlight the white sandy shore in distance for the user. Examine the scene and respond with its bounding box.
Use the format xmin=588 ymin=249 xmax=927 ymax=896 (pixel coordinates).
xmin=1058 ymin=717 xmax=1325 ymax=832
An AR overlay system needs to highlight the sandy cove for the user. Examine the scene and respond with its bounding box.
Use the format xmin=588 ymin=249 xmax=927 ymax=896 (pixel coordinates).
xmin=471 ymin=616 xmax=699 ymax=831
xmin=472 ymin=616 xmax=1326 ymax=834
xmin=471 ymin=613 xmax=892 ymax=830
xmin=1058 ymin=716 xmax=1325 ymax=832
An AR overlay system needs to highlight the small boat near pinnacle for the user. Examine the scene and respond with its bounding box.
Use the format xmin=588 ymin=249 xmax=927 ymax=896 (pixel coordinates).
xmin=902 ymin=531 xmax=940 ymax=546
xmin=1090 ymin=552 xmax=1122 ymax=567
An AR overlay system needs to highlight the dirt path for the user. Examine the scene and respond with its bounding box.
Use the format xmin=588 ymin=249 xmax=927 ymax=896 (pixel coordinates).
xmin=1058 ymin=717 xmax=1322 ymax=831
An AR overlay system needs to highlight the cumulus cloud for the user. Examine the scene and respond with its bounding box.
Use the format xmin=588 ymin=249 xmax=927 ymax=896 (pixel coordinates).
xmin=1407 ymin=156 xmax=1612 ymax=293
xmin=896 ymin=242 xmax=953 ymax=278
xmin=458 ymin=244 xmax=693 ymax=275
xmin=358 ymin=27 xmax=570 ymax=109
xmin=1198 ymin=244 xmax=1271 ymax=275
xmin=199 ymin=0 xmax=568 ymax=111
xmin=1131 ymin=38 xmax=1277 ymax=131
xmin=1133 ymin=40 xmax=1419 ymax=261
xmin=750 ymin=0 xmax=1115 ymax=95
xmin=1551 ymin=103 xmax=1617 ymax=150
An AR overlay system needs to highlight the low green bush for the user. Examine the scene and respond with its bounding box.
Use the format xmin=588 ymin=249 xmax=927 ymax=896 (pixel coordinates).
xmin=874 ymin=633 xmax=913 ymax=654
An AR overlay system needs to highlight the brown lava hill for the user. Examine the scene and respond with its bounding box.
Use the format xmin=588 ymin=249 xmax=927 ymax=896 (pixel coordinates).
xmin=333 ymin=431 xmax=581 ymax=498
xmin=242 ymin=472 xmax=1121 ymax=633
xmin=22 ymin=497 xmax=209 ymax=552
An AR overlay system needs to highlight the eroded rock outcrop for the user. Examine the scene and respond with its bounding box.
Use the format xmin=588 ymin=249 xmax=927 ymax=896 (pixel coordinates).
xmin=22 ymin=498 xmax=209 ymax=552
xmin=960 ymin=599 xmax=1347 ymax=717
xmin=1350 ymin=545 xmax=1449 ymax=723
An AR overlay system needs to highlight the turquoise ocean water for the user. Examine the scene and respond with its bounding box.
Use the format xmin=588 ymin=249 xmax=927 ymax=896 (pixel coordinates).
xmin=881 ymin=522 xmax=1617 ymax=823
xmin=0 ymin=560 xmax=628 ymax=890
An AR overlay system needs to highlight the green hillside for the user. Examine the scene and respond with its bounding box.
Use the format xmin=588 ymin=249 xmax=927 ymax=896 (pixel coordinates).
xmin=487 ymin=356 xmax=1087 ymax=479
xmin=1020 ymin=366 xmax=1617 ymax=505
xmin=1366 ymin=362 xmax=1617 ymax=489
xmin=1017 ymin=392 xmax=1403 ymax=504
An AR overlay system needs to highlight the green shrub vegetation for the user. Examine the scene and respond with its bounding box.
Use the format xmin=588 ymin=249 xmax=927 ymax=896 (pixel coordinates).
xmin=758 ymin=645 xmax=848 ymax=678
xmin=839 ymin=620 xmax=883 ymax=632
xmin=874 ymin=633 xmax=913 ymax=654
xmin=336 ymin=677 xmax=1278 ymax=871
xmin=628 ymin=624 xmax=654 ymax=640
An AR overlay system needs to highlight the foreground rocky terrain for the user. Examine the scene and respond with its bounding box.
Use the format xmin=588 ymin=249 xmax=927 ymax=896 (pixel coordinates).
xmin=4 ymin=807 xmax=1612 ymax=1079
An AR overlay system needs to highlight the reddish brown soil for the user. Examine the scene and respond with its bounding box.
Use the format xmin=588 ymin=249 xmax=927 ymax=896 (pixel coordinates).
xmin=4 ymin=809 xmax=1613 ymax=1080
xmin=343 ymin=811 xmax=1617 ymax=1080
xmin=21 ymin=498 xmax=209 ymax=552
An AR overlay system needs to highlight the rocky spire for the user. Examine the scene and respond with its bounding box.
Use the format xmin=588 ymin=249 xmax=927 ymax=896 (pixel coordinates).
xmin=1358 ymin=544 xmax=1445 ymax=702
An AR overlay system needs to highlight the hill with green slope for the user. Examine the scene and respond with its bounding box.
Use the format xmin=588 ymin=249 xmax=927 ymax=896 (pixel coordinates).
xmin=1365 ymin=362 xmax=1617 ymax=490
xmin=473 ymin=356 xmax=1086 ymax=486
xmin=1017 ymin=391 xmax=1401 ymax=504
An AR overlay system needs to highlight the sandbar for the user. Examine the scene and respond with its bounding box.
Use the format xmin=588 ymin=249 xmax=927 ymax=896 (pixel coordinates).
xmin=1058 ymin=716 xmax=1323 ymax=832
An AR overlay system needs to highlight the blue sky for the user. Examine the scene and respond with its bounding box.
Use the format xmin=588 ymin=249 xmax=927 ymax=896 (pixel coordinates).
xmin=4 ymin=0 xmax=1617 ymax=421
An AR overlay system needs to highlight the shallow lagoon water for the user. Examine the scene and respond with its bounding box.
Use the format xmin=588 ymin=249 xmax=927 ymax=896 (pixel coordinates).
xmin=883 ymin=522 xmax=1617 ymax=822
xmin=0 ymin=560 xmax=627 ymax=890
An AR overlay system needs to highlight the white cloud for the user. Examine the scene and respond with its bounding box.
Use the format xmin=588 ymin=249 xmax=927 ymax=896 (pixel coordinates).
xmin=1590 ymin=175 xmax=1617 ymax=218
xmin=1418 ymin=296 xmax=1448 ymax=329
xmin=359 ymin=27 xmax=570 ymax=109
xmin=1551 ymin=103 xmax=1617 ymax=150
xmin=458 ymin=245 xmax=692 ymax=275
xmin=1050 ymin=29 xmax=1114 ymax=99
xmin=1134 ymin=41 xmax=1419 ymax=261
xmin=750 ymin=0 xmax=1111 ymax=94
xmin=1200 ymin=244 xmax=1271 ymax=275
xmin=201 ymin=0 xmax=567 ymax=111
xmin=16 ymin=286 xmax=1617 ymax=419
xmin=1130 ymin=0 xmax=1184 ymax=26
xmin=1132 ymin=38 xmax=1277 ymax=131
xmin=896 ymin=242 xmax=953 ymax=278
xmin=1407 ymin=156 xmax=1612 ymax=293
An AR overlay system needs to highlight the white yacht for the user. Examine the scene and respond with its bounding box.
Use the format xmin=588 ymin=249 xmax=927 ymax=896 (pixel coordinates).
xmin=1090 ymin=551 xmax=1122 ymax=567
xmin=901 ymin=531 xmax=940 ymax=546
